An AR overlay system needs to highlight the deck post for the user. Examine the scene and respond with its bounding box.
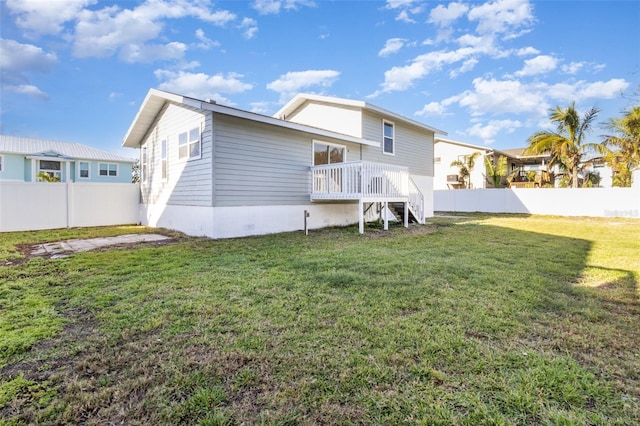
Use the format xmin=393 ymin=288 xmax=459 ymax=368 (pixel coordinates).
xmin=359 ymin=199 xmax=364 ymax=234
xmin=383 ymin=201 xmax=388 ymax=231
xmin=404 ymin=201 xmax=409 ymax=228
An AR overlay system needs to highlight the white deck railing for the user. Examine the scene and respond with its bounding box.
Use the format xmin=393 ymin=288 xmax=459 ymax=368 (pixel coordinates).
xmin=311 ymin=161 xmax=410 ymax=200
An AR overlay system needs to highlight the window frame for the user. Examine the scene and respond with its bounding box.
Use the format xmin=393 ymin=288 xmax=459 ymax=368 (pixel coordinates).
xmin=99 ymin=162 xmax=118 ymax=177
xmin=78 ymin=161 xmax=90 ymax=179
xmin=0 ymin=155 xmax=3 ymax=172
xmin=38 ymin=160 xmax=62 ymax=181
xmin=312 ymin=140 xmax=347 ymax=166
xmin=382 ymin=120 xmax=395 ymax=156
xmin=141 ymin=145 xmax=148 ymax=183
xmin=178 ymin=125 xmax=201 ymax=161
xmin=161 ymin=138 xmax=167 ymax=181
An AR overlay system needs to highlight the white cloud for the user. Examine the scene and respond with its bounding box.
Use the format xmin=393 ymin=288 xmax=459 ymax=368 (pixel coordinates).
xmin=514 ymin=55 xmax=557 ymax=77
xmin=119 ymin=41 xmax=187 ymax=63
xmin=108 ymin=92 xmax=122 ymax=101
xmin=195 ymin=29 xmax=220 ymax=50
xmin=466 ymin=119 xmax=522 ymax=144
xmin=155 ymin=70 xmax=253 ymax=102
xmin=547 ymin=79 xmax=630 ymax=102
xmin=415 ymin=101 xmax=449 ymax=117
xmin=428 ymin=2 xmax=469 ymax=27
xmin=515 ymin=46 xmax=540 ymax=56
xmin=267 ymin=69 xmax=340 ymax=102
xmin=385 ymin=0 xmax=425 ymax=23
xmin=4 ymin=84 xmax=49 ymax=100
xmin=250 ymin=101 xmax=273 ymax=114
xmin=468 ymin=0 xmax=534 ymax=37
xmin=449 ymin=58 xmax=479 ymax=78
xmin=0 ymin=39 xmax=56 ymax=99
xmin=379 ymin=38 xmax=407 ymax=57
xmin=252 ymin=0 xmax=316 ymax=15
xmin=5 ymin=0 xmax=94 ymax=35
xmin=72 ymin=1 xmax=236 ymax=61
xmin=239 ymin=17 xmax=258 ymax=39
xmin=457 ymin=77 xmax=550 ymax=117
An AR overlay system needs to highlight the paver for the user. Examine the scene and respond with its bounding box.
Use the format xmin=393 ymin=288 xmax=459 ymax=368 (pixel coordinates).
xmin=30 ymin=234 xmax=170 ymax=258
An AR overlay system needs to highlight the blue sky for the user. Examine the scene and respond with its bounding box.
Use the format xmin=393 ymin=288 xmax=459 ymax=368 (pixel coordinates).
xmin=1 ymin=0 xmax=638 ymax=158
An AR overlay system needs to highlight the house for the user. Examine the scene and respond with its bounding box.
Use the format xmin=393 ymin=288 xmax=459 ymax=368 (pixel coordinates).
xmin=121 ymin=89 xmax=446 ymax=238
xmin=434 ymin=138 xmax=492 ymax=189
xmin=0 ymin=135 xmax=135 ymax=183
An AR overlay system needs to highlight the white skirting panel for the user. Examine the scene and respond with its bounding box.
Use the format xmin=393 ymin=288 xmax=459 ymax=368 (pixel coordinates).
xmin=410 ymin=174 xmax=434 ymax=218
xmin=140 ymin=203 xmax=360 ymax=239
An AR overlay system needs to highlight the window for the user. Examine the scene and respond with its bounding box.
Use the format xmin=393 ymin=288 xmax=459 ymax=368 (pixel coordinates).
xmin=99 ymin=163 xmax=118 ymax=177
xmin=161 ymin=139 xmax=167 ymax=180
xmin=313 ymin=141 xmax=345 ymax=165
xmin=383 ymin=121 xmax=394 ymax=155
xmin=39 ymin=160 xmax=61 ymax=181
xmin=0 ymin=155 xmax=3 ymax=172
xmin=142 ymin=146 xmax=148 ymax=182
xmin=178 ymin=126 xmax=201 ymax=160
xmin=79 ymin=161 xmax=89 ymax=178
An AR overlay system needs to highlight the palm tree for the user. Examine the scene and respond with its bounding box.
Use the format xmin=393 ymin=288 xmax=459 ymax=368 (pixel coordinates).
xmin=484 ymin=155 xmax=508 ymax=188
xmin=602 ymin=106 xmax=640 ymax=187
xmin=525 ymin=102 xmax=601 ymax=188
xmin=450 ymin=151 xmax=481 ymax=189
xmin=36 ymin=172 xmax=60 ymax=182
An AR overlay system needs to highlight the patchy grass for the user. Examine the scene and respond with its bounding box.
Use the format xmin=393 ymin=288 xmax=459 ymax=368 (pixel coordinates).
xmin=1 ymin=216 xmax=638 ymax=424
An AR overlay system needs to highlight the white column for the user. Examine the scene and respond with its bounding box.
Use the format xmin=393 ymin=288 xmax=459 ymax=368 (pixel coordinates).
xmin=404 ymin=201 xmax=408 ymax=228
xmin=358 ymin=199 xmax=364 ymax=234
xmin=383 ymin=201 xmax=388 ymax=231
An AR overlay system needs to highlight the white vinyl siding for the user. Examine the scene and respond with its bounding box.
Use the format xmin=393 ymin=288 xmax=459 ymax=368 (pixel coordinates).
xmin=140 ymin=103 xmax=212 ymax=207
xmin=161 ymin=139 xmax=167 ymax=180
xmin=361 ymin=110 xmax=434 ymax=176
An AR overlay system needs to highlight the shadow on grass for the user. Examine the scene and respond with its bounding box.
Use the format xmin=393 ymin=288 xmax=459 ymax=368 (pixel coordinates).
xmin=1 ymin=219 xmax=639 ymax=424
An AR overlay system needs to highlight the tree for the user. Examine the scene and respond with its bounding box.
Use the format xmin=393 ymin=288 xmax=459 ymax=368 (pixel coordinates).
xmin=450 ymin=151 xmax=481 ymax=189
xmin=484 ymin=155 xmax=508 ymax=188
xmin=131 ymin=160 xmax=140 ymax=183
xmin=525 ymin=102 xmax=602 ymax=188
xmin=602 ymin=106 xmax=640 ymax=187
xmin=36 ymin=172 xmax=60 ymax=182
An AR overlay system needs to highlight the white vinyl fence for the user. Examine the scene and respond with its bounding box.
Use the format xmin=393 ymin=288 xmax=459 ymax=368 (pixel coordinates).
xmin=0 ymin=182 xmax=140 ymax=232
xmin=434 ymin=171 xmax=640 ymax=218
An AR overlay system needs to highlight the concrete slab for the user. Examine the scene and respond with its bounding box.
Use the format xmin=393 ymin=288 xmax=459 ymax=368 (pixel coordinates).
xmin=30 ymin=234 xmax=171 ymax=258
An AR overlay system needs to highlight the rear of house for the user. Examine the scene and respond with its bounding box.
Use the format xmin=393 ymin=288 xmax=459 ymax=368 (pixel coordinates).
xmin=123 ymin=89 xmax=445 ymax=238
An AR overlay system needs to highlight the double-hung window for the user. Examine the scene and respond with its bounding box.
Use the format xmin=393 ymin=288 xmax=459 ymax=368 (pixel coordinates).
xmin=178 ymin=127 xmax=201 ymax=160
xmin=383 ymin=120 xmax=395 ymax=155
xmin=99 ymin=163 xmax=118 ymax=177
xmin=79 ymin=161 xmax=89 ymax=178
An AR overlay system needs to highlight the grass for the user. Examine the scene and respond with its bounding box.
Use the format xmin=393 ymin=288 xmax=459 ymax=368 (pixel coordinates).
xmin=0 ymin=215 xmax=638 ymax=424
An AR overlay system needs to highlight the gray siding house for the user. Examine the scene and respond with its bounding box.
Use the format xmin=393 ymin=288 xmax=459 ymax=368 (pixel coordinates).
xmin=122 ymin=89 xmax=445 ymax=238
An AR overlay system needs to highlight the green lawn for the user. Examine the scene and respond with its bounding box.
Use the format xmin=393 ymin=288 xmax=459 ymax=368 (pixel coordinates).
xmin=1 ymin=216 xmax=639 ymax=425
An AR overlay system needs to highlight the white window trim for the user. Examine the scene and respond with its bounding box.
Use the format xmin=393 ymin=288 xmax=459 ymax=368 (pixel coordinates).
xmin=382 ymin=120 xmax=395 ymax=156
xmin=312 ymin=139 xmax=347 ymax=166
xmin=141 ymin=145 xmax=148 ymax=184
xmin=78 ymin=161 xmax=90 ymax=179
xmin=38 ymin=159 xmax=62 ymax=181
xmin=161 ymin=138 xmax=168 ymax=181
xmin=98 ymin=162 xmax=118 ymax=178
xmin=178 ymin=124 xmax=202 ymax=161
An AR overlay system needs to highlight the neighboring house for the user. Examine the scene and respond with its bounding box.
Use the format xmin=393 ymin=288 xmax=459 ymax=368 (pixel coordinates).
xmin=434 ymin=138 xmax=492 ymax=189
xmin=0 ymin=135 xmax=135 ymax=183
xmin=121 ymin=89 xmax=446 ymax=238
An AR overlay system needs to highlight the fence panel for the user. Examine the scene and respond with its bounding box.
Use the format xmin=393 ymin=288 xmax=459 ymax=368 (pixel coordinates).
xmin=1 ymin=182 xmax=140 ymax=232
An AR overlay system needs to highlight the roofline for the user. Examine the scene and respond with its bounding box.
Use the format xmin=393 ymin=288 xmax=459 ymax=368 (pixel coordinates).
xmin=273 ymin=93 xmax=447 ymax=136
xmin=435 ymin=137 xmax=492 ymax=152
xmin=122 ymin=89 xmax=381 ymax=148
